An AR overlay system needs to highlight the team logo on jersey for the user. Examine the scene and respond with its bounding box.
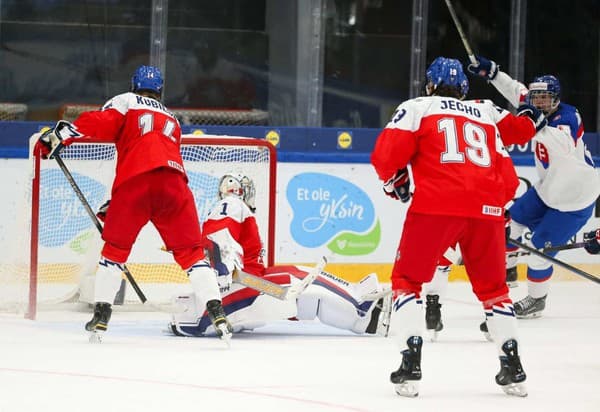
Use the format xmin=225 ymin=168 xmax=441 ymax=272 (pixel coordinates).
xmin=287 ymin=173 xmax=379 ymax=255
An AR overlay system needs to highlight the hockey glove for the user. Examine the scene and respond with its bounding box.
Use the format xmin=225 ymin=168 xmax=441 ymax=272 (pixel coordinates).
xmin=96 ymin=200 xmax=110 ymax=223
xmin=466 ymin=55 xmax=499 ymax=80
xmin=383 ymin=168 xmax=411 ymax=203
xmin=37 ymin=120 xmax=82 ymax=159
xmin=517 ymin=103 xmax=547 ymax=132
xmin=583 ymin=229 xmax=600 ymax=255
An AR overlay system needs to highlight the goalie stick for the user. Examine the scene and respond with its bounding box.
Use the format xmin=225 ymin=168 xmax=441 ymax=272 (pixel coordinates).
xmin=233 ymin=256 xmax=327 ymax=300
xmin=508 ymin=237 xmax=600 ymax=285
xmin=53 ymin=153 xmax=150 ymax=304
xmin=205 ymin=228 xmax=326 ymax=300
xmin=444 ymin=0 xmax=477 ymax=64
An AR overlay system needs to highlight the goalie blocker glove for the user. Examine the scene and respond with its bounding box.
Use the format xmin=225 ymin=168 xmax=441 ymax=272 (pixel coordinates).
xmin=466 ymin=55 xmax=499 ymax=81
xmin=516 ymin=104 xmax=547 ymax=132
xmin=383 ymin=168 xmax=411 ymax=203
xmin=36 ymin=120 xmax=82 ymax=159
xmin=583 ymin=229 xmax=600 ymax=255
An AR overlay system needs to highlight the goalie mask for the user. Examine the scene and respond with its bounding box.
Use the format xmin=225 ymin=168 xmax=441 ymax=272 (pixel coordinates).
xmin=218 ymin=173 xmax=256 ymax=212
xmin=527 ymin=75 xmax=560 ymax=115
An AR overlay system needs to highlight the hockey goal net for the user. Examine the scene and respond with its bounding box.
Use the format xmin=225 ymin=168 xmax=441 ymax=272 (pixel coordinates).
xmin=0 ymin=135 xmax=276 ymax=319
xmin=0 ymin=103 xmax=27 ymax=121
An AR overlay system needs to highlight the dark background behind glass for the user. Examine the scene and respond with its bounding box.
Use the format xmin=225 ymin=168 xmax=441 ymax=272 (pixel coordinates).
xmin=0 ymin=0 xmax=598 ymax=130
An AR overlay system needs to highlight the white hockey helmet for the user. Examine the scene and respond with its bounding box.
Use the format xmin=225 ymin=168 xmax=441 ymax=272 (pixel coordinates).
xmin=218 ymin=173 xmax=256 ymax=212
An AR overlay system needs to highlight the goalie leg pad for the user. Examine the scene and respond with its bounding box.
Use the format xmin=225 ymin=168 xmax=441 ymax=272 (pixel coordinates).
xmin=187 ymin=260 xmax=221 ymax=306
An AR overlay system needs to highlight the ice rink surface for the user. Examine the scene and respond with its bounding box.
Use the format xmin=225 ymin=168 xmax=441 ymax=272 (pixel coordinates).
xmin=0 ymin=281 xmax=598 ymax=412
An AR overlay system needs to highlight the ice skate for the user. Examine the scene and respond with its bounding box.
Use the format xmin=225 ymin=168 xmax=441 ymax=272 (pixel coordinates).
xmin=85 ymin=302 xmax=112 ymax=343
xmin=365 ymin=294 xmax=392 ymax=336
xmin=390 ymin=336 xmax=422 ymax=397
xmin=514 ymin=295 xmax=546 ymax=318
xmin=495 ymin=339 xmax=527 ymax=397
xmin=425 ymin=294 xmax=443 ymax=341
xmin=479 ymin=320 xmax=493 ymax=342
xmin=206 ymin=299 xmax=233 ymax=345
xmin=506 ymin=267 xmax=518 ymax=288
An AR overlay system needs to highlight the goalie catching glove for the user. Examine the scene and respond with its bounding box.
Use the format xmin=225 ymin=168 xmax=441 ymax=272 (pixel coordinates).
xmin=383 ymin=167 xmax=411 ymax=203
xmin=583 ymin=229 xmax=600 ymax=255
xmin=35 ymin=120 xmax=82 ymax=159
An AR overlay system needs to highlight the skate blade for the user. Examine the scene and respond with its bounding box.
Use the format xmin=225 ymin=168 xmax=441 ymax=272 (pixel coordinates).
xmin=501 ymin=382 xmax=527 ymax=397
xmin=394 ymin=381 xmax=419 ymax=397
xmin=426 ymin=329 xmax=439 ymax=342
xmin=88 ymin=331 xmax=104 ymax=344
xmin=216 ymin=324 xmax=232 ymax=348
xmin=516 ymin=312 xmax=542 ymax=320
xmin=482 ymin=331 xmax=494 ymax=342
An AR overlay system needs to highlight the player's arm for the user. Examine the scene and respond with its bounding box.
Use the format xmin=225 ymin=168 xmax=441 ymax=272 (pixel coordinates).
xmin=495 ymin=103 xmax=545 ymax=145
xmin=72 ymin=95 xmax=128 ymax=141
xmin=371 ymin=101 xmax=418 ymax=199
xmin=467 ymin=56 xmax=528 ymax=108
xmin=34 ymin=120 xmax=83 ymax=159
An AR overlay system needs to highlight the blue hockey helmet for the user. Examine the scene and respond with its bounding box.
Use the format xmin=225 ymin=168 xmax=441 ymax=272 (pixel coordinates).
xmin=527 ymin=75 xmax=560 ymax=114
xmin=131 ymin=65 xmax=164 ymax=95
xmin=425 ymin=57 xmax=469 ymax=99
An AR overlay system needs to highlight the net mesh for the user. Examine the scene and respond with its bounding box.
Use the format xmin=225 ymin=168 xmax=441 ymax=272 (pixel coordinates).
xmin=60 ymin=104 xmax=269 ymax=125
xmin=0 ymin=136 xmax=275 ymax=314
xmin=0 ymin=103 xmax=27 ymax=121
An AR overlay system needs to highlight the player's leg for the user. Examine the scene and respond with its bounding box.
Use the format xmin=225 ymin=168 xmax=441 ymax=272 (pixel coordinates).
xmin=422 ymin=257 xmax=452 ymax=341
xmin=505 ymin=188 xmax=546 ymax=287
xmin=292 ymin=267 xmax=388 ymax=334
xmin=168 ymin=277 xmax=297 ymax=336
xmin=389 ymin=213 xmax=460 ymax=397
xmin=462 ymin=218 xmax=527 ymax=397
xmin=514 ymin=203 xmax=594 ymax=318
xmin=86 ymin=176 xmax=151 ymax=339
xmin=154 ymin=169 xmax=232 ymax=340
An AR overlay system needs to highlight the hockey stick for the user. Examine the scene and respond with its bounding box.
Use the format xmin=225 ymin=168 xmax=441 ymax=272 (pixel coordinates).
xmin=232 ymin=256 xmax=327 ymax=300
xmin=444 ymin=0 xmax=477 ymax=64
xmin=507 ymin=241 xmax=589 ymax=258
xmin=53 ymin=154 xmax=149 ymax=303
xmin=508 ymin=237 xmax=600 ymax=284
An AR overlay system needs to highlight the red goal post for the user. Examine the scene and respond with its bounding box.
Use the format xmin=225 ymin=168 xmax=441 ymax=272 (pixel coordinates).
xmin=7 ymin=135 xmax=276 ymax=319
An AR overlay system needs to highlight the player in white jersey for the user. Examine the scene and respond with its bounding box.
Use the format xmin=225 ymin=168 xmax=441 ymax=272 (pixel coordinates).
xmin=167 ymin=173 xmax=392 ymax=337
xmin=467 ymin=56 xmax=600 ymax=319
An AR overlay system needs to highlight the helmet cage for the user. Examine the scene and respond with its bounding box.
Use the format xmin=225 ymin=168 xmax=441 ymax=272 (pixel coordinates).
xmin=218 ymin=173 xmax=256 ymax=212
xmin=527 ymin=75 xmax=560 ymax=114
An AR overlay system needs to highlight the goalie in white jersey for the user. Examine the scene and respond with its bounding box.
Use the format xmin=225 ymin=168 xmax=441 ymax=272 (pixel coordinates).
xmin=167 ymin=173 xmax=391 ymax=337
xmin=467 ymin=56 xmax=600 ymax=319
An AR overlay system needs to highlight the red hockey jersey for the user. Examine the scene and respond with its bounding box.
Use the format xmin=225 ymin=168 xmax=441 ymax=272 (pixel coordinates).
xmin=202 ymin=195 xmax=265 ymax=276
xmin=73 ymin=92 xmax=185 ymax=193
xmin=371 ymin=96 xmax=537 ymax=220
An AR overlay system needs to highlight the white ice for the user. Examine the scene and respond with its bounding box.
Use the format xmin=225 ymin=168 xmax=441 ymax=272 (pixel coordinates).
xmin=0 ymin=282 xmax=598 ymax=412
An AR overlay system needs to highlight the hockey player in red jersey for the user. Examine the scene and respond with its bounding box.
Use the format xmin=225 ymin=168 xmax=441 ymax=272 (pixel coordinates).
xmin=167 ymin=173 xmax=392 ymax=337
xmin=371 ymin=57 xmax=546 ymax=397
xmin=35 ymin=65 xmax=232 ymax=343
